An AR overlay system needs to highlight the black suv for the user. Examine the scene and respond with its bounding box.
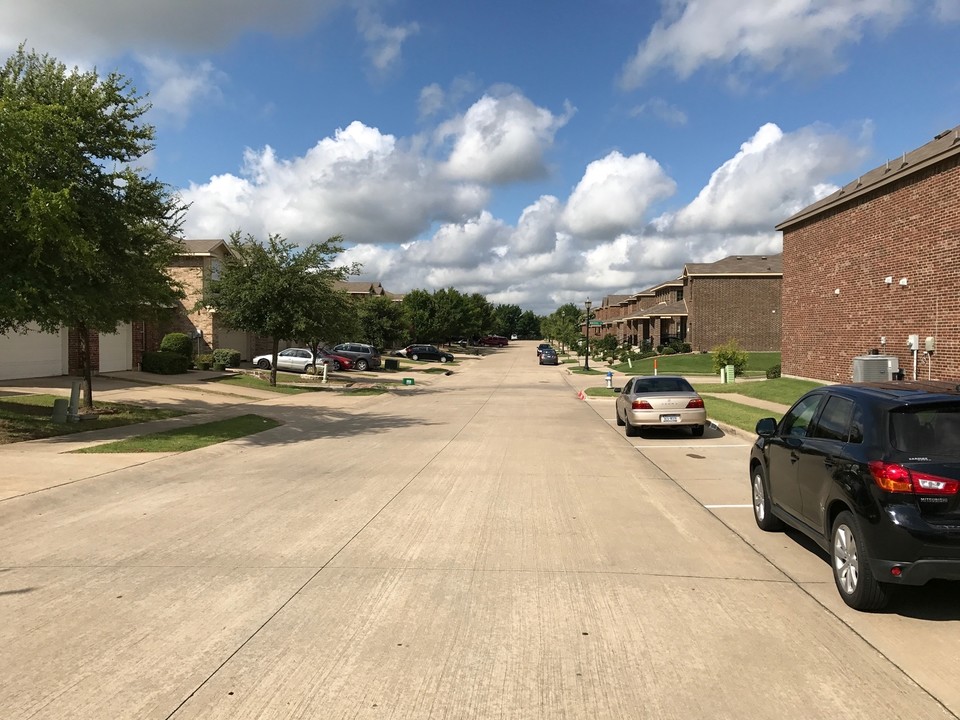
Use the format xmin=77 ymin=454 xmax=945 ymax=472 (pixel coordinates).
xmin=330 ymin=343 xmax=381 ymax=371
xmin=750 ymin=381 xmax=960 ymax=610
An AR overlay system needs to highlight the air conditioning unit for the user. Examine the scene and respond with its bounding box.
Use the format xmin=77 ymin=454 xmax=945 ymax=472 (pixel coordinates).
xmin=852 ymin=355 xmax=900 ymax=382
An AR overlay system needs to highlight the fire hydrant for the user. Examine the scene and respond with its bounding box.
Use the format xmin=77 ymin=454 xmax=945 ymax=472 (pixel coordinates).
xmin=606 ymin=371 xmax=613 ymax=389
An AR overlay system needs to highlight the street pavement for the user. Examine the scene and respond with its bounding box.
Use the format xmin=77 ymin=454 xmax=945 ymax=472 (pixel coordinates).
xmin=1 ymin=345 xmax=958 ymax=719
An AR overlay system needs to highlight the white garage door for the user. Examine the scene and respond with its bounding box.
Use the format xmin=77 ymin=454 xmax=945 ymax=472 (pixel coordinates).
xmin=216 ymin=328 xmax=250 ymax=360
xmin=98 ymin=323 xmax=133 ymax=373
xmin=0 ymin=325 xmax=67 ymax=380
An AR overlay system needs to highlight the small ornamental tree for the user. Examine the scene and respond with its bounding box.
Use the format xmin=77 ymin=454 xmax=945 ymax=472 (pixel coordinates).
xmin=712 ymin=339 xmax=749 ymax=377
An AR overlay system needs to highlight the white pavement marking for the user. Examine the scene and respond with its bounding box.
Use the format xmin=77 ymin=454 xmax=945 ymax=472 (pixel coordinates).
xmin=635 ymin=444 xmax=753 ymax=449
xmin=704 ymin=504 xmax=752 ymax=509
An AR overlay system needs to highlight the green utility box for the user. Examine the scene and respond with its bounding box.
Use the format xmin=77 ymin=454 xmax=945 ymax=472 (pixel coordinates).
xmin=402 ymin=377 xmax=415 ymax=385
xmin=724 ymin=364 xmax=736 ymax=383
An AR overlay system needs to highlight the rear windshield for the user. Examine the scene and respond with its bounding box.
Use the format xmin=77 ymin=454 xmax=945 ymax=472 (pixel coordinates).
xmin=890 ymin=406 xmax=960 ymax=457
xmin=633 ymin=377 xmax=694 ymax=393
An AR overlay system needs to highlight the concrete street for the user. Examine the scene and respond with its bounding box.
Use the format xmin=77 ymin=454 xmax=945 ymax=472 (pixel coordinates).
xmin=1 ymin=343 xmax=958 ymax=719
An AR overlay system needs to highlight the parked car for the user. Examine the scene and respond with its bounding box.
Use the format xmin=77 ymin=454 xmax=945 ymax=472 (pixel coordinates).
xmin=402 ymin=344 xmax=454 ymax=363
xmin=315 ymin=348 xmax=354 ymax=371
xmin=330 ymin=343 xmax=381 ymax=371
xmin=750 ymin=381 xmax=960 ymax=611
xmin=537 ymin=343 xmax=552 ymax=356
xmin=252 ymin=348 xmax=316 ymax=373
xmin=615 ymin=375 xmax=706 ymax=437
xmin=539 ymin=347 xmax=559 ymax=365
xmin=479 ymin=335 xmax=509 ymax=347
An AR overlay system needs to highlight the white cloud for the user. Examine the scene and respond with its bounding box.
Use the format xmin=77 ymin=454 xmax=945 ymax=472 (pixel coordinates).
xmin=418 ymin=83 xmax=445 ymax=119
xmin=0 ymin=0 xmax=339 ymax=59
xmin=137 ymin=55 xmax=224 ymax=127
xmin=561 ymin=151 xmax=676 ymax=239
xmin=933 ymin=0 xmax=960 ymax=20
xmin=355 ymin=6 xmax=419 ymax=73
xmin=658 ymin=122 xmax=869 ymax=235
xmin=438 ymin=92 xmax=574 ymax=184
xmin=630 ymin=97 xmax=688 ymax=126
xmin=620 ymin=0 xmax=909 ymax=89
xmin=182 ymin=120 xmax=489 ymax=244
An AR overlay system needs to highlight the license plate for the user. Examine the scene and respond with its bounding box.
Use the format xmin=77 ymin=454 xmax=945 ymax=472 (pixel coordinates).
xmin=661 ymin=415 xmax=680 ymax=423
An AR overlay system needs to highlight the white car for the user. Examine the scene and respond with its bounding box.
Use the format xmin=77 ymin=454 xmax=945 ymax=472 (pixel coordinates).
xmin=252 ymin=348 xmax=316 ymax=373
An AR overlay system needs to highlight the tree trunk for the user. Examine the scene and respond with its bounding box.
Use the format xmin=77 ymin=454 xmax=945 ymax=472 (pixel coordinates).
xmin=269 ymin=337 xmax=279 ymax=387
xmin=77 ymin=322 xmax=95 ymax=409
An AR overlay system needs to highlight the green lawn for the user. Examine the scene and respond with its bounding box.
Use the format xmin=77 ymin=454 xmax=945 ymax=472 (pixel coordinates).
xmin=703 ymin=396 xmax=775 ymax=433
xmin=0 ymin=394 xmax=188 ymax=445
xmin=609 ymin=351 xmax=780 ymax=376
xmin=74 ymin=414 xmax=281 ymax=453
xmin=693 ymin=377 xmax=823 ymax=406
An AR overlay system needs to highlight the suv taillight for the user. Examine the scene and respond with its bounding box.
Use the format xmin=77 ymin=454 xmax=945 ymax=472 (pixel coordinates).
xmin=868 ymin=461 xmax=959 ymax=495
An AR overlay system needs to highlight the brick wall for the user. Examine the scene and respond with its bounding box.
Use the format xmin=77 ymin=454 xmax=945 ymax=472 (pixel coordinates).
xmin=688 ymin=277 xmax=782 ymax=352
xmin=782 ymin=156 xmax=960 ymax=383
xmin=167 ymin=257 xmax=214 ymax=354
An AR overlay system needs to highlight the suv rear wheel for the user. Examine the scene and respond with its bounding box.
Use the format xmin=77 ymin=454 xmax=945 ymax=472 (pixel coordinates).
xmin=831 ymin=511 xmax=890 ymax=611
xmin=355 ymin=359 xmax=369 ymax=371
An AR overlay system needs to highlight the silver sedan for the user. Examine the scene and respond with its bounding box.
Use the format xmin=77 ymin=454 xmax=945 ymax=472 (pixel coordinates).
xmin=614 ymin=375 xmax=707 ymax=437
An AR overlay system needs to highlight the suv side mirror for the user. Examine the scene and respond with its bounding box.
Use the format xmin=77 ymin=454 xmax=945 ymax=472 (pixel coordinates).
xmin=755 ymin=417 xmax=778 ymax=437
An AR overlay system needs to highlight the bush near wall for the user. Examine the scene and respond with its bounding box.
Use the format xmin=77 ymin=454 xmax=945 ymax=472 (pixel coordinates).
xmin=160 ymin=332 xmax=193 ymax=359
xmin=142 ymin=351 xmax=190 ymax=374
xmin=213 ymin=348 xmax=241 ymax=367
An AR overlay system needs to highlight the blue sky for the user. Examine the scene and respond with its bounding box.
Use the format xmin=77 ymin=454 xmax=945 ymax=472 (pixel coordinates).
xmin=4 ymin=0 xmax=960 ymax=313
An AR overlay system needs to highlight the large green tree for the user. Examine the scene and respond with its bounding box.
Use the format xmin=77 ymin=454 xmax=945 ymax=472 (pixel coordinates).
xmin=357 ymin=295 xmax=406 ymax=350
xmin=202 ymin=232 xmax=358 ymax=386
xmin=1 ymin=46 xmax=186 ymax=406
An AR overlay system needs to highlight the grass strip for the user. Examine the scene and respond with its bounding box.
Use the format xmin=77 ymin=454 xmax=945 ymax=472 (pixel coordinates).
xmin=692 ymin=377 xmax=822 ymax=405
xmin=611 ymin=351 xmax=781 ymax=376
xmin=704 ymin=396 xmax=779 ymax=433
xmin=0 ymin=395 xmax=187 ymax=445
xmin=73 ymin=414 xmax=281 ymax=453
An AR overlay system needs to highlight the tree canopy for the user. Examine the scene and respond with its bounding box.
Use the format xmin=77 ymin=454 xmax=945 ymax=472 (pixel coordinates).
xmin=202 ymin=231 xmax=357 ymax=385
xmin=1 ymin=46 xmax=186 ymax=405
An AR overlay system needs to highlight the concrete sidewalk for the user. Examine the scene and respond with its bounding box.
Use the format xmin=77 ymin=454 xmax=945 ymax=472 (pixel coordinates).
xmin=0 ymin=368 xmax=404 ymax=500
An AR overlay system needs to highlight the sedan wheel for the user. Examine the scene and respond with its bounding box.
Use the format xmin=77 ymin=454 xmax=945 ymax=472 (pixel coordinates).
xmin=257 ymin=359 xmax=271 ymax=369
xmin=831 ymin=511 xmax=890 ymax=611
xmin=304 ymin=364 xmax=315 ymax=374
xmin=411 ymin=354 xmax=419 ymax=361
xmin=355 ymin=359 xmax=368 ymax=371
xmin=751 ymin=465 xmax=783 ymax=531
xmin=440 ymin=356 xmax=448 ymax=363
xmin=332 ymin=360 xmax=341 ymax=371
xmin=615 ymin=407 xmax=625 ymax=426
xmin=624 ymin=418 xmax=640 ymax=437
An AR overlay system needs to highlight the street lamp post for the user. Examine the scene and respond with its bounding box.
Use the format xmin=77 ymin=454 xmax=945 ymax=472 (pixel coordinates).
xmin=584 ymin=298 xmax=592 ymax=371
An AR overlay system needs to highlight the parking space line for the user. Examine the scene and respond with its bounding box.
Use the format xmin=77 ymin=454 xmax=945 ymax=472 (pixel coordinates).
xmin=635 ymin=444 xmax=752 ymax=449
xmin=704 ymin=504 xmax=752 ymax=509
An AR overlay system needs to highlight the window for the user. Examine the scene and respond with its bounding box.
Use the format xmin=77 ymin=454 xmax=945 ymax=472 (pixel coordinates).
xmin=781 ymin=395 xmax=823 ymax=438
xmin=676 ymin=289 xmax=683 ymax=301
xmin=810 ymin=396 xmax=854 ymax=442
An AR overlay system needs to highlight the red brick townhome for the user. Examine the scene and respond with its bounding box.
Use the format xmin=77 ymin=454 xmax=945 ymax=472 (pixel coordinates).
xmin=777 ymin=124 xmax=960 ymax=384
xmin=594 ymin=254 xmax=782 ymax=352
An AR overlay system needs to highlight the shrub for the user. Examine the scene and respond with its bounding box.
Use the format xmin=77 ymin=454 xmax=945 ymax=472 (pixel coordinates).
xmin=160 ymin=332 xmax=193 ymax=359
xmin=712 ymin=339 xmax=749 ymax=377
xmin=141 ymin=350 xmax=190 ymax=375
xmin=213 ymin=348 xmax=241 ymax=367
xmin=660 ymin=346 xmax=676 ymax=355
xmin=766 ymin=363 xmax=782 ymax=379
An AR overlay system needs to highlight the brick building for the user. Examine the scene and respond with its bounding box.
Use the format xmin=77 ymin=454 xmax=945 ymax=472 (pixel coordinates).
xmin=777 ymin=125 xmax=960 ymax=383
xmin=596 ymin=254 xmax=782 ymax=352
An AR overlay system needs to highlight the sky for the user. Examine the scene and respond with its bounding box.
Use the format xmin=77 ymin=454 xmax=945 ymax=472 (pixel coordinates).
xmin=3 ymin=0 xmax=960 ymax=314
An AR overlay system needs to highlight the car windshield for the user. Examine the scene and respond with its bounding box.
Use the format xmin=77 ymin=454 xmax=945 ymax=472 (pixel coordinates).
xmin=632 ymin=377 xmax=693 ymax=393
xmin=890 ymin=406 xmax=960 ymax=457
